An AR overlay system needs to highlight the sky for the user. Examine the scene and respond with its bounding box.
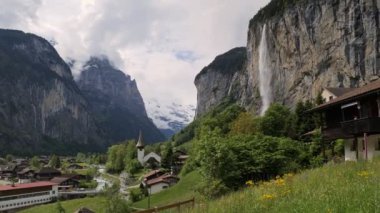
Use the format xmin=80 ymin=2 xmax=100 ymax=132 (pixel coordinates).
xmin=0 ymin=0 xmax=270 ymax=109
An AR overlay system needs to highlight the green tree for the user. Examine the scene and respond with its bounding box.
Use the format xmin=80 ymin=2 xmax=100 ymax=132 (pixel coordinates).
xmin=294 ymin=100 xmax=316 ymax=140
xmin=259 ymin=103 xmax=296 ymax=137
xmin=5 ymin=154 xmax=13 ymax=162
xmin=161 ymin=142 xmax=173 ymax=169
xmin=30 ymin=156 xmax=41 ymax=169
xmin=125 ymin=159 xmax=141 ymax=176
xmin=76 ymin=152 xmax=86 ymax=163
xmin=229 ymin=112 xmax=258 ymax=135
xmin=49 ymin=155 xmax=61 ymax=169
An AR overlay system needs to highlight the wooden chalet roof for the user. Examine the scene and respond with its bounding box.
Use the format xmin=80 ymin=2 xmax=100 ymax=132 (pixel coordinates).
xmin=312 ymin=79 xmax=380 ymax=111
xmin=50 ymin=176 xmax=79 ymax=184
xmin=324 ymin=87 xmax=355 ymax=97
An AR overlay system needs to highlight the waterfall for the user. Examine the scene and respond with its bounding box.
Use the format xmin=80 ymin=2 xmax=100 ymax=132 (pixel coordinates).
xmin=259 ymin=24 xmax=272 ymax=115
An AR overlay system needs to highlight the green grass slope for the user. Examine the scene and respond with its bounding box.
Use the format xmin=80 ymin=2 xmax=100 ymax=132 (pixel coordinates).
xmin=133 ymin=171 xmax=201 ymax=209
xmin=191 ymin=159 xmax=380 ymax=213
xmin=20 ymin=196 xmax=107 ymax=213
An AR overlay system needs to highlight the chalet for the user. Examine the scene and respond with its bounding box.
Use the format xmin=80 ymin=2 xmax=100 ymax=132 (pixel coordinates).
xmin=321 ymin=87 xmax=354 ymax=102
xmin=312 ymin=80 xmax=380 ymax=161
xmin=143 ymin=170 xmax=165 ymax=182
xmin=0 ymin=164 xmax=17 ymax=180
xmin=50 ymin=176 xmax=80 ymax=191
xmin=0 ymin=181 xmax=58 ymax=212
xmin=143 ymin=173 xmax=179 ymax=194
xmin=67 ymin=164 xmax=84 ymax=170
xmin=17 ymin=168 xmax=35 ymax=183
xmin=35 ymin=167 xmax=61 ymax=181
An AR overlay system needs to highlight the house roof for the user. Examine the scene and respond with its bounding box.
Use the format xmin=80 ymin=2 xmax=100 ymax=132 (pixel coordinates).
xmin=0 ymin=181 xmax=57 ymax=191
xmin=146 ymin=178 xmax=169 ymax=186
xmin=74 ymin=207 xmax=95 ymax=213
xmin=36 ymin=167 xmax=61 ymax=174
xmin=324 ymin=87 xmax=355 ymax=97
xmin=50 ymin=176 xmax=79 ymax=184
xmin=17 ymin=168 xmax=34 ymax=175
xmin=143 ymin=169 xmax=163 ymax=179
xmin=145 ymin=174 xmax=179 ymax=186
xmin=0 ymin=164 xmax=16 ymax=172
xmin=312 ymin=79 xmax=380 ymax=111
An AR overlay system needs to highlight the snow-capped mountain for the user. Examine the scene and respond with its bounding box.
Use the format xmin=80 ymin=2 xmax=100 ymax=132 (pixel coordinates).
xmin=146 ymin=99 xmax=195 ymax=138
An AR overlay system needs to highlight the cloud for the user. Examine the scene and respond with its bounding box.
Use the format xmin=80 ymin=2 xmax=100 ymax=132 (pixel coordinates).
xmin=0 ymin=0 xmax=270 ymax=109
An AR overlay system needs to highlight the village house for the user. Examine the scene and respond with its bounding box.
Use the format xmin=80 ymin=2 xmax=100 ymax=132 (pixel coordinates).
xmin=142 ymin=173 xmax=179 ymax=194
xmin=34 ymin=167 xmax=61 ymax=181
xmin=0 ymin=181 xmax=58 ymax=212
xmin=67 ymin=164 xmax=84 ymax=170
xmin=17 ymin=168 xmax=35 ymax=183
xmin=313 ymin=79 xmax=380 ymax=161
xmin=0 ymin=164 xmax=17 ymax=180
xmin=50 ymin=176 xmax=80 ymax=191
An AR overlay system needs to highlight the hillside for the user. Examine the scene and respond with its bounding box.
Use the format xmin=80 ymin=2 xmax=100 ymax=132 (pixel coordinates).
xmin=191 ymin=159 xmax=380 ymax=213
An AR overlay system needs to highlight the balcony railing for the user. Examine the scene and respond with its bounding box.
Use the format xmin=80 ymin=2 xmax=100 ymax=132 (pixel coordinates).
xmin=341 ymin=117 xmax=380 ymax=135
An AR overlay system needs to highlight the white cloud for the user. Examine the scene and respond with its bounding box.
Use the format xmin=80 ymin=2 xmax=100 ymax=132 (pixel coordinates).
xmin=0 ymin=0 xmax=270 ymax=108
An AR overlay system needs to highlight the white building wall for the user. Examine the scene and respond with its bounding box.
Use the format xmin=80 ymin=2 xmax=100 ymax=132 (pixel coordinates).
xmin=344 ymin=134 xmax=380 ymax=161
xmin=321 ymin=90 xmax=336 ymax=103
xmin=149 ymin=182 xmax=169 ymax=194
xmin=0 ymin=187 xmax=58 ymax=211
xmin=345 ymin=138 xmax=357 ymax=161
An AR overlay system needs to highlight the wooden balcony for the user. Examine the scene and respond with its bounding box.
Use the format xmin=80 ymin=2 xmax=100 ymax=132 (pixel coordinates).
xmin=341 ymin=117 xmax=380 ymax=135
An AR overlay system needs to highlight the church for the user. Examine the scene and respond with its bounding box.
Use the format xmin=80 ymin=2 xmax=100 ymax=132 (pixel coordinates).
xmin=136 ymin=131 xmax=162 ymax=167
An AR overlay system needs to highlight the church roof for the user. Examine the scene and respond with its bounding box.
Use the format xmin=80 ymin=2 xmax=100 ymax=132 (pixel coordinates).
xmin=136 ymin=131 xmax=145 ymax=148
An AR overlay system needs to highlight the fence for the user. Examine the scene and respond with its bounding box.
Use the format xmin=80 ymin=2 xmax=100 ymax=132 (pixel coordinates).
xmin=136 ymin=198 xmax=195 ymax=213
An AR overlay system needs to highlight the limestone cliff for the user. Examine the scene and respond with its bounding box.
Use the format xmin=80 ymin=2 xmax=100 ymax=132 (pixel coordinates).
xmin=194 ymin=47 xmax=251 ymax=116
xmin=0 ymin=29 xmax=103 ymax=155
xmin=78 ymin=57 xmax=165 ymax=144
xmin=196 ymin=0 xmax=380 ymax=115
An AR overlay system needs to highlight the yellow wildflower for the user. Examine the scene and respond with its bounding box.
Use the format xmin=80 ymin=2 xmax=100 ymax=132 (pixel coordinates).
xmin=275 ymin=178 xmax=285 ymax=186
xmin=357 ymin=170 xmax=373 ymax=178
xmin=262 ymin=194 xmax=275 ymax=200
xmin=245 ymin=180 xmax=254 ymax=187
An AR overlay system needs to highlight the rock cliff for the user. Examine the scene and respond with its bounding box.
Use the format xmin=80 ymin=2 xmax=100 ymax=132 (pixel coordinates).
xmin=78 ymin=57 xmax=165 ymax=144
xmin=195 ymin=0 xmax=380 ymax=115
xmin=194 ymin=47 xmax=251 ymax=116
xmin=0 ymin=29 xmax=103 ymax=155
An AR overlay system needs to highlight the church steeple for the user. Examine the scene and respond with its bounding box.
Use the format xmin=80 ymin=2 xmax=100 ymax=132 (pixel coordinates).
xmin=136 ymin=130 xmax=145 ymax=150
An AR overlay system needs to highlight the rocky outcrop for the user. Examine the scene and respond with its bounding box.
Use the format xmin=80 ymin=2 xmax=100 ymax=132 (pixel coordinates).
xmin=196 ymin=0 xmax=380 ymax=115
xmin=0 ymin=29 xmax=103 ymax=155
xmin=194 ymin=47 xmax=252 ymax=116
xmin=78 ymin=57 xmax=165 ymax=144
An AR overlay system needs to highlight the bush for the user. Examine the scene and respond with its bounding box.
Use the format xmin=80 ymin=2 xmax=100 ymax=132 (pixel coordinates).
xmin=129 ymin=188 xmax=144 ymax=202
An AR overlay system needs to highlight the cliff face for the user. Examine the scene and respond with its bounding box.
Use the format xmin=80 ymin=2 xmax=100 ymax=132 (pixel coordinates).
xmin=78 ymin=57 xmax=165 ymax=144
xmin=194 ymin=47 xmax=252 ymax=116
xmin=196 ymin=0 xmax=380 ymax=115
xmin=247 ymin=0 xmax=380 ymax=110
xmin=0 ymin=29 xmax=103 ymax=155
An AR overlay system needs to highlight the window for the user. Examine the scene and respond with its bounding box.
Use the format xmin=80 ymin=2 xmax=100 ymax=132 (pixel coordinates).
xmin=376 ymin=139 xmax=380 ymax=151
xmin=351 ymin=139 xmax=357 ymax=151
xmin=329 ymin=96 xmax=333 ymax=101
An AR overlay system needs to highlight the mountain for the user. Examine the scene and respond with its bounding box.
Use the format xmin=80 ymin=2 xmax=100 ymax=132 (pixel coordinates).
xmin=194 ymin=47 xmax=248 ymax=117
xmin=0 ymin=29 xmax=103 ymax=155
xmin=195 ymin=0 xmax=380 ymax=115
xmin=146 ymin=99 xmax=195 ymax=138
xmin=77 ymin=57 xmax=166 ymax=144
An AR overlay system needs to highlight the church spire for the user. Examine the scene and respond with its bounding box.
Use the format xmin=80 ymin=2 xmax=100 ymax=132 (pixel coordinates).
xmin=136 ymin=130 xmax=145 ymax=149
